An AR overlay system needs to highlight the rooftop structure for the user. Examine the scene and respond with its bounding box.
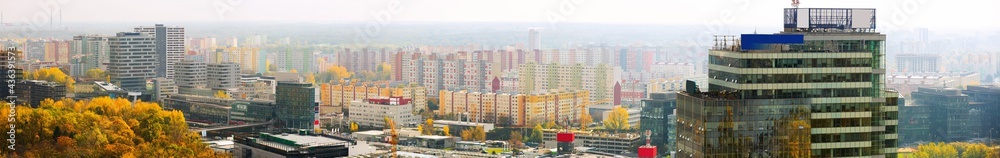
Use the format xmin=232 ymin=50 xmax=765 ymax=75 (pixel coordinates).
xmin=233 ymin=133 xmax=350 ymax=157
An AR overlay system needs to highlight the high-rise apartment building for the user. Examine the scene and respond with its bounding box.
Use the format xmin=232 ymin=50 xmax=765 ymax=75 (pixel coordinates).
xmin=108 ymin=32 xmax=157 ymax=91
xmin=212 ymin=47 xmax=260 ymax=74
xmin=44 ymin=40 xmax=70 ymax=63
xmin=895 ymin=54 xmax=939 ymax=73
xmin=70 ymin=35 xmax=110 ymax=76
xmin=275 ymin=82 xmax=316 ymax=130
xmin=273 ymin=45 xmax=314 ymax=73
xmin=135 ymin=24 xmax=185 ymax=78
xmin=438 ymin=89 xmax=589 ymax=126
xmin=676 ymin=8 xmax=899 ymax=158
xmin=518 ymin=62 xmax=619 ymax=102
xmin=401 ymin=54 xmax=493 ymax=95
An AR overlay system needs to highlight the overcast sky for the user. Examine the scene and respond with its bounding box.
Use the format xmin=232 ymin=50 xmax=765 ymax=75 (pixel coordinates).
xmin=0 ymin=0 xmax=996 ymax=32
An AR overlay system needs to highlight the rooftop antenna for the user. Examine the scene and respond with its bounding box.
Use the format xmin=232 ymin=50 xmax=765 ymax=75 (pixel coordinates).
xmin=791 ymin=0 xmax=800 ymax=8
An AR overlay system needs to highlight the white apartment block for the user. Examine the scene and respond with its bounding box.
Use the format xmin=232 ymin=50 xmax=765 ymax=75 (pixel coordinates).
xmin=207 ymin=62 xmax=240 ymax=91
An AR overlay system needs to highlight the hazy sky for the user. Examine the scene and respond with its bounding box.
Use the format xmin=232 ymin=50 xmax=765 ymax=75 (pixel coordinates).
xmin=0 ymin=0 xmax=996 ymax=31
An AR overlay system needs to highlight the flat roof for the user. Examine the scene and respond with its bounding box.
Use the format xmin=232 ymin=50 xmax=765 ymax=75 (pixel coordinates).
xmin=415 ymin=135 xmax=452 ymax=140
xmin=259 ymin=133 xmax=348 ymax=150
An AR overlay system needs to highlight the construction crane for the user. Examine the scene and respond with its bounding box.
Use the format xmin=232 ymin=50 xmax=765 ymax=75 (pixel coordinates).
xmin=384 ymin=117 xmax=399 ymax=158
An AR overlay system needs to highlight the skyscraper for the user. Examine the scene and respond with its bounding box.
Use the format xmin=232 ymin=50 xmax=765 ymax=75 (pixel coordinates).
xmin=676 ymin=8 xmax=898 ymax=157
xmin=135 ymin=24 xmax=185 ymax=78
xmin=108 ymin=32 xmax=157 ymax=91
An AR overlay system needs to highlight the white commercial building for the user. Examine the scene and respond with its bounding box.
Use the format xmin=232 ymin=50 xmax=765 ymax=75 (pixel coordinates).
xmin=348 ymin=97 xmax=419 ymax=129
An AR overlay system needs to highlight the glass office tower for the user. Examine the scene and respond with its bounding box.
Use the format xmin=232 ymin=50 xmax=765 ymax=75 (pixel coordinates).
xmin=676 ymin=8 xmax=899 ymax=158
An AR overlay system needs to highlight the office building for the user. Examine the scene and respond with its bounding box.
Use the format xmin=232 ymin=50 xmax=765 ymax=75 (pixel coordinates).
xmin=163 ymin=94 xmax=233 ymax=125
xmin=676 ymin=8 xmax=899 ymax=157
xmin=640 ymin=92 xmax=677 ymax=153
xmin=233 ymin=133 xmax=350 ymax=158
xmin=135 ymin=24 xmax=185 ymax=78
xmin=902 ymin=87 xmax=970 ymax=143
xmin=231 ymin=99 xmax=276 ymax=123
xmin=963 ymin=85 xmax=1000 ymax=141
xmin=176 ymin=60 xmax=208 ymax=89
xmin=348 ymin=97 xmax=419 ymax=129
xmin=108 ymin=32 xmax=157 ymax=91
xmin=275 ymin=82 xmax=316 ymax=129
xmin=151 ymin=77 xmax=177 ymax=102
xmin=15 ymin=80 xmax=66 ymax=107
xmin=207 ymin=62 xmax=240 ymax=91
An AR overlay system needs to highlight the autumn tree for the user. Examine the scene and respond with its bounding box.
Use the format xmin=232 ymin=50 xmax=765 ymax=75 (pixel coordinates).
xmin=85 ymin=68 xmax=107 ymax=80
xmin=213 ymin=90 xmax=230 ymax=99
xmin=603 ymin=106 xmax=630 ymax=132
xmin=318 ymin=65 xmax=352 ymax=84
xmin=376 ymin=62 xmax=392 ymax=80
xmin=528 ymin=124 xmax=544 ymax=143
xmin=442 ymin=125 xmax=451 ymax=136
xmin=579 ymin=112 xmax=593 ymax=130
xmin=25 ymin=67 xmax=75 ymax=92
xmin=421 ymin=119 xmax=435 ymax=135
xmin=0 ymin=97 xmax=228 ymax=157
xmin=544 ymin=120 xmax=557 ymax=129
xmin=508 ymin=131 xmax=524 ymax=149
xmin=350 ymin=122 xmax=359 ymax=132
xmin=914 ymin=142 xmax=959 ymax=158
xmin=304 ymin=73 xmax=316 ymax=84
xmin=460 ymin=126 xmax=486 ymax=142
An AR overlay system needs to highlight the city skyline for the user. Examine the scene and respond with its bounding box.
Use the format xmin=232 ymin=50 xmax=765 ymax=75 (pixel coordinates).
xmin=0 ymin=0 xmax=997 ymax=33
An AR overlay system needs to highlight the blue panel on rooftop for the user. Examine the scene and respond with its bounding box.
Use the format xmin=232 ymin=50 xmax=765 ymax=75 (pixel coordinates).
xmin=740 ymin=34 xmax=804 ymax=50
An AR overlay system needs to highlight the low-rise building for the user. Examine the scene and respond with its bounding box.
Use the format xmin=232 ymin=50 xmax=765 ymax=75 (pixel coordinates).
xmin=327 ymin=82 xmax=427 ymax=114
xmin=348 ymin=97 xmax=420 ymax=129
xmin=542 ymin=130 xmax=643 ymax=155
xmin=16 ymin=80 xmax=67 ymax=107
xmin=233 ymin=133 xmax=350 ymax=158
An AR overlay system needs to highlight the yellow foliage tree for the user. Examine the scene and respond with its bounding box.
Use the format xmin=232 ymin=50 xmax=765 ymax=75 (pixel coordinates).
xmin=603 ymin=106 xmax=630 ymax=132
xmin=318 ymin=65 xmax=352 ymax=84
xmin=213 ymin=90 xmax=230 ymax=99
xmin=579 ymin=112 xmax=593 ymax=130
xmin=305 ymin=73 xmax=316 ymax=84
xmin=422 ymin=119 xmax=435 ymax=135
xmin=0 ymin=97 xmax=229 ymax=157
xmin=442 ymin=125 xmax=451 ymax=136
xmin=349 ymin=122 xmax=359 ymax=132
xmin=459 ymin=126 xmax=486 ymax=142
xmin=85 ymin=68 xmax=107 ymax=80
xmin=26 ymin=67 xmax=75 ymax=92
